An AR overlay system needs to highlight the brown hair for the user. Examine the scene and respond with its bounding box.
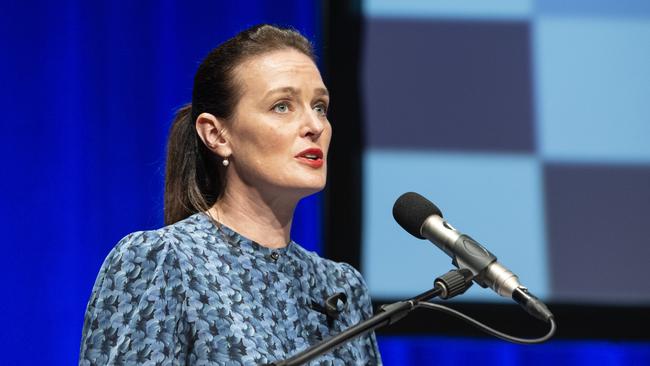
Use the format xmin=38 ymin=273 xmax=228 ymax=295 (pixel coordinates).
xmin=164 ymin=24 xmax=315 ymax=225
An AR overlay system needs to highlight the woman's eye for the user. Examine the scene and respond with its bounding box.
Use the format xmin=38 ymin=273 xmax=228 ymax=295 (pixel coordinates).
xmin=273 ymin=102 xmax=290 ymax=113
xmin=314 ymin=103 xmax=328 ymax=116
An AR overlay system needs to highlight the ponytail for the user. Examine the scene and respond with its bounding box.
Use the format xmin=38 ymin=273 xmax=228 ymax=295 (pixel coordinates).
xmin=164 ymin=104 xmax=222 ymax=225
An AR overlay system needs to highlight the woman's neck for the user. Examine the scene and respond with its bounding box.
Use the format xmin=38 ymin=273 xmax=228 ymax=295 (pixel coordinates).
xmin=209 ymin=188 xmax=297 ymax=249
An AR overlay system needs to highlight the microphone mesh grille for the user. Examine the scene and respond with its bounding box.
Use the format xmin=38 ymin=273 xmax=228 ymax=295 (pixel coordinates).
xmin=392 ymin=192 xmax=443 ymax=239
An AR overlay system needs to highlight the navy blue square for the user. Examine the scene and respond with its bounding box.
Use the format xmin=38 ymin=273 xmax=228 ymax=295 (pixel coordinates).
xmin=363 ymin=19 xmax=534 ymax=152
xmin=544 ymin=163 xmax=650 ymax=303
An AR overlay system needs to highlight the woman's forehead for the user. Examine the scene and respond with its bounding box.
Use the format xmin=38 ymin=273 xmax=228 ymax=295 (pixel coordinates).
xmin=234 ymin=49 xmax=325 ymax=96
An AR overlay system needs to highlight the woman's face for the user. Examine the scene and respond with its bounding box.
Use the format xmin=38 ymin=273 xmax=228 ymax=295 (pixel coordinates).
xmin=226 ymin=48 xmax=331 ymax=199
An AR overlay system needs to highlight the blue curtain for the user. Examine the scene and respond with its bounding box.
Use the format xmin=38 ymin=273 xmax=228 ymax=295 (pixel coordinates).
xmin=377 ymin=336 xmax=650 ymax=366
xmin=0 ymin=1 xmax=320 ymax=365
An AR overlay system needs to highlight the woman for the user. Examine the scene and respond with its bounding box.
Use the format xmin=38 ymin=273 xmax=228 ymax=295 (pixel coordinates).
xmin=79 ymin=24 xmax=382 ymax=365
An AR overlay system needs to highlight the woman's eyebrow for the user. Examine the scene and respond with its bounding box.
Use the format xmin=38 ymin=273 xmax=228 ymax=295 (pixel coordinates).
xmin=264 ymin=87 xmax=299 ymax=99
xmin=264 ymin=87 xmax=329 ymax=99
xmin=314 ymin=87 xmax=329 ymax=97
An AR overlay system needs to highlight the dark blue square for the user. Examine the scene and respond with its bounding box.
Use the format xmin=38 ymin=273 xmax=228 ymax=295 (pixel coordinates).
xmin=363 ymin=19 xmax=534 ymax=152
xmin=544 ymin=163 xmax=650 ymax=303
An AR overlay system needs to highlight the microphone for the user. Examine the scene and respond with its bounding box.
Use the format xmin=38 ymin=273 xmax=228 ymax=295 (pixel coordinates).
xmin=311 ymin=292 xmax=348 ymax=327
xmin=392 ymin=192 xmax=553 ymax=322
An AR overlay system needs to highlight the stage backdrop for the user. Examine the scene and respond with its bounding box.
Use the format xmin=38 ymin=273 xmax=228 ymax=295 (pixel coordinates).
xmin=356 ymin=0 xmax=650 ymax=364
xmin=361 ymin=0 xmax=650 ymax=306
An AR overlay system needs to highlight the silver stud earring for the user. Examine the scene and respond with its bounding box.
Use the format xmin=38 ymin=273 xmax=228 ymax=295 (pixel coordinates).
xmin=222 ymin=158 xmax=230 ymax=167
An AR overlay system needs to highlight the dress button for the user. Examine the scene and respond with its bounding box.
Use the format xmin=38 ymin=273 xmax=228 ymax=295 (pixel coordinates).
xmin=270 ymin=251 xmax=280 ymax=261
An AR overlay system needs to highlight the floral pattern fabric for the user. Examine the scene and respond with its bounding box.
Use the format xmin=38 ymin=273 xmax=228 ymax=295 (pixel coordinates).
xmin=79 ymin=212 xmax=382 ymax=365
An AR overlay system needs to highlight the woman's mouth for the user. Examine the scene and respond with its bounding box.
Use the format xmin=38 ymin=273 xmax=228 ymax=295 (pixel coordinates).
xmin=296 ymin=148 xmax=324 ymax=168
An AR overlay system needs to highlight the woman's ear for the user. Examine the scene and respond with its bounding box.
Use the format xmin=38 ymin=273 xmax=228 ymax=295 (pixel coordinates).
xmin=195 ymin=112 xmax=232 ymax=158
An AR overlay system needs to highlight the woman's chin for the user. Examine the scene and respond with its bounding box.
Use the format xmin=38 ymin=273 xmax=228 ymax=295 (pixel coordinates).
xmin=289 ymin=171 xmax=327 ymax=193
xmin=287 ymin=180 xmax=326 ymax=198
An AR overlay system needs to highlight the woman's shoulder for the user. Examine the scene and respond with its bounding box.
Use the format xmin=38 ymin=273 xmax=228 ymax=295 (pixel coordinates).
xmin=87 ymin=213 xmax=218 ymax=311
xmin=113 ymin=212 xmax=216 ymax=250
xmin=100 ymin=212 xmax=218 ymax=275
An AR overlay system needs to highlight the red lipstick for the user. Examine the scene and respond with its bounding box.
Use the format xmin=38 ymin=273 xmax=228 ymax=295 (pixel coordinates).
xmin=296 ymin=148 xmax=324 ymax=168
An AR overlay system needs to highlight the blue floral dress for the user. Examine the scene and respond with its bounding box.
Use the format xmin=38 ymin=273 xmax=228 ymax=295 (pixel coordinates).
xmin=79 ymin=212 xmax=382 ymax=365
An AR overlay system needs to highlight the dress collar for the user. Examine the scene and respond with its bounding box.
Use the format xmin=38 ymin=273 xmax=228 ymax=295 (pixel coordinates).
xmin=193 ymin=212 xmax=295 ymax=258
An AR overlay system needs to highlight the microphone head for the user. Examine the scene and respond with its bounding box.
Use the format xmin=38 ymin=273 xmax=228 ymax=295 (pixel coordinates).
xmin=392 ymin=192 xmax=443 ymax=239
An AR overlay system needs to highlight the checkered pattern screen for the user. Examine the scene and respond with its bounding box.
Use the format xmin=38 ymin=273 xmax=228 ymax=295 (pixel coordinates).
xmin=360 ymin=0 xmax=650 ymax=304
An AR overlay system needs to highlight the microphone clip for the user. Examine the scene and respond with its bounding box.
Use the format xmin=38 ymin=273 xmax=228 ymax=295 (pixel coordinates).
xmin=311 ymin=292 xmax=348 ymax=327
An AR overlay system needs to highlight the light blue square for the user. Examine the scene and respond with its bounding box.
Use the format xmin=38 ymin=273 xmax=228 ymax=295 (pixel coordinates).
xmin=534 ymin=0 xmax=650 ymax=17
xmin=364 ymin=0 xmax=532 ymax=20
xmin=362 ymin=150 xmax=549 ymax=302
xmin=534 ymin=18 xmax=650 ymax=163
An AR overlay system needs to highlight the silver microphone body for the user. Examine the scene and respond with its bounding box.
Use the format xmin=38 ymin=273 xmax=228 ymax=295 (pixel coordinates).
xmin=420 ymin=215 xmax=522 ymax=298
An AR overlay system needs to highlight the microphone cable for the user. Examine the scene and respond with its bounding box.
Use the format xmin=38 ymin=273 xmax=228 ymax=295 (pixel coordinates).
xmin=416 ymin=301 xmax=557 ymax=344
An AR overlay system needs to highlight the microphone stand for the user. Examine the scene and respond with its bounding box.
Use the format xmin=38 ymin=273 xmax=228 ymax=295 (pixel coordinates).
xmin=265 ymin=269 xmax=473 ymax=366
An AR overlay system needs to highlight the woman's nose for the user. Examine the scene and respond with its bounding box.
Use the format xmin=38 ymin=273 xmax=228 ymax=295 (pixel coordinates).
xmin=302 ymin=108 xmax=326 ymax=139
